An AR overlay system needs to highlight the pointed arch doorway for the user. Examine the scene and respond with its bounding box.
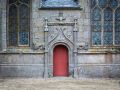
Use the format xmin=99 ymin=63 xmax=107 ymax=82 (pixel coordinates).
xmin=53 ymin=45 xmax=69 ymax=77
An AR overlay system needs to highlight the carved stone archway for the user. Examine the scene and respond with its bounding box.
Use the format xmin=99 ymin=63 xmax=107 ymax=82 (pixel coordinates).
xmin=43 ymin=12 xmax=78 ymax=78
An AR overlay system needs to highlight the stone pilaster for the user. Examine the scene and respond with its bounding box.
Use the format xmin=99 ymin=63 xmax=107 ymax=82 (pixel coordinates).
xmin=44 ymin=18 xmax=49 ymax=78
xmin=73 ymin=19 xmax=78 ymax=78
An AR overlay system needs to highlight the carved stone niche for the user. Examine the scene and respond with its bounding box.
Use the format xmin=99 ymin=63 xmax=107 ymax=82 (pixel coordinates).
xmin=39 ymin=0 xmax=82 ymax=10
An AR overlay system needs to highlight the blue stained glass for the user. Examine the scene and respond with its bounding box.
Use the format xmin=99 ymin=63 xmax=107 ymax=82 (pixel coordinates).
xmin=19 ymin=32 xmax=29 ymax=45
xmin=115 ymin=32 xmax=120 ymax=45
xmin=115 ymin=21 xmax=120 ymax=31
xmin=115 ymin=8 xmax=120 ymax=45
xmin=98 ymin=0 xmax=107 ymax=8
xmin=91 ymin=0 xmax=96 ymax=8
xmin=104 ymin=8 xmax=113 ymax=21
xmin=92 ymin=32 xmax=101 ymax=45
xmin=109 ymin=0 xmax=118 ymax=9
xmin=104 ymin=32 xmax=113 ymax=45
xmin=104 ymin=21 xmax=113 ymax=31
xmin=91 ymin=0 xmax=120 ymax=46
xmin=92 ymin=8 xmax=101 ymax=20
xmin=115 ymin=8 xmax=120 ymax=20
xmin=92 ymin=7 xmax=102 ymax=45
xmin=93 ymin=21 xmax=101 ymax=31
xmin=42 ymin=0 xmax=79 ymax=7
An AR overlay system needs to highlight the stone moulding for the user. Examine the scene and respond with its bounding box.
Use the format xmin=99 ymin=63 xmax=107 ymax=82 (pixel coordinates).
xmin=47 ymin=22 xmax=75 ymax=26
xmin=43 ymin=12 xmax=79 ymax=78
xmin=39 ymin=7 xmax=82 ymax=10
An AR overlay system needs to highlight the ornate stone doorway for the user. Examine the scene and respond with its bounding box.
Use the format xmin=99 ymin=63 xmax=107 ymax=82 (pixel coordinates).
xmin=43 ymin=12 xmax=78 ymax=78
xmin=53 ymin=45 xmax=69 ymax=77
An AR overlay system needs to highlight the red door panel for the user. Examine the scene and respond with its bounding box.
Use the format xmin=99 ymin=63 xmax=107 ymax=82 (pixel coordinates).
xmin=53 ymin=45 xmax=69 ymax=77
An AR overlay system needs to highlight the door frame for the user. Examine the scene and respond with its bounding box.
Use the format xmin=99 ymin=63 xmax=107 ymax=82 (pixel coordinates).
xmin=48 ymin=42 xmax=73 ymax=77
xmin=53 ymin=45 xmax=69 ymax=77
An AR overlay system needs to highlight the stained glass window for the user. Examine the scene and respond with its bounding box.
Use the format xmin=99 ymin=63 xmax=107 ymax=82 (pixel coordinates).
xmin=98 ymin=0 xmax=107 ymax=8
xmin=115 ymin=8 xmax=120 ymax=45
xmin=91 ymin=7 xmax=102 ymax=45
xmin=8 ymin=0 xmax=30 ymax=46
xmin=41 ymin=0 xmax=80 ymax=8
xmin=104 ymin=8 xmax=113 ymax=45
xmin=109 ymin=0 xmax=118 ymax=9
xmin=91 ymin=0 xmax=120 ymax=46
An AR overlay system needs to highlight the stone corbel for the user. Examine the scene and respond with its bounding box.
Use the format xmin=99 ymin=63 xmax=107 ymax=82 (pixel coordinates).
xmin=78 ymin=42 xmax=89 ymax=50
xmin=32 ymin=42 xmax=45 ymax=50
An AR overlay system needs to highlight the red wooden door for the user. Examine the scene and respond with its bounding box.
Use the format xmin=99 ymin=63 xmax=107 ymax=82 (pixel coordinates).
xmin=53 ymin=45 xmax=69 ymax=77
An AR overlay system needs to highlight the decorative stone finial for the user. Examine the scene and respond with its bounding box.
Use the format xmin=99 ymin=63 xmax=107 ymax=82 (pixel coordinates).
xmin=56 ymin=12 xmax=66 ymax=22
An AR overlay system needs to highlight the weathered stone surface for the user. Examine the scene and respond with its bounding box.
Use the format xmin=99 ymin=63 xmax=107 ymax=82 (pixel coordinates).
xmin=0 ymin=0 xmax=119 ymax=78
xmin=0 ymin=65 xmax=44 ymax=77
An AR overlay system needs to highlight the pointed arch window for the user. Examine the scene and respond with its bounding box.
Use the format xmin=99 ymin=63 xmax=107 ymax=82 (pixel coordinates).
xmin=91 ymin=0 xmax=120 ymax=46
xmin=92 ymin=7 xmax=102 ymax=45
xmin=8 ymin=0 xmax=30 ymax=46
xmin=103 ymin=8 xmax=113 ymax=45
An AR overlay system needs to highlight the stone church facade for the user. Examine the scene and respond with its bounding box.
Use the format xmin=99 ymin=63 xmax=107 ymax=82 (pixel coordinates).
xmin=0 ymin=0 xmax=120 ymax=78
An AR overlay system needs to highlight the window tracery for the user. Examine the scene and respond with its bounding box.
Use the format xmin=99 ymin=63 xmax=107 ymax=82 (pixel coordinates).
xmin=91 ymin=0 xmax=120 ymax=46
xmin=8 ymin=0 xmax=30 ymax=46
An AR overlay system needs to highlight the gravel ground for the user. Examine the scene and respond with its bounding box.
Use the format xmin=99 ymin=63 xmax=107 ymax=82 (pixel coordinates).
xmin=0 ymin=78 xmax=119 ymax=90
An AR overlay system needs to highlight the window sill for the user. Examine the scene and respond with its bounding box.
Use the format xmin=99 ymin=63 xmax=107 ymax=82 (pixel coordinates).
xmin=0 ymin=48 xmax=44 ymax=54
xmin=39 ymin=6 xmax=82 ymax=10
xmin=89 ymin=46 xmax=120 ymax=53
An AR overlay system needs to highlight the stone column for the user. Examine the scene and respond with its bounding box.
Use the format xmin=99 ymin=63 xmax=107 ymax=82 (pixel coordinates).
xmin=73 ymin=19 xmax=78 ymax=78
xmin=44 ymin=18 xmax=49 ymax=78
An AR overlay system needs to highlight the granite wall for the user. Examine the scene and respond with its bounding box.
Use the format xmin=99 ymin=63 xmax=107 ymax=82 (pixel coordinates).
xmin=0 ymin=0 xmax=119 ymax=78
